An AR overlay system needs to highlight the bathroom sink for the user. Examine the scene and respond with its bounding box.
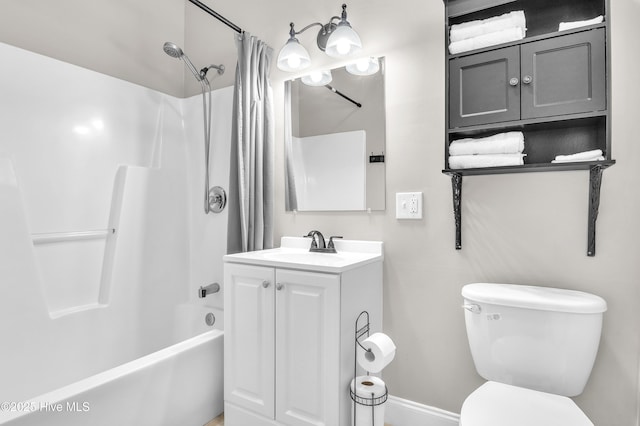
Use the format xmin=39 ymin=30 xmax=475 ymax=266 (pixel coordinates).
xmin=224 ymin=237 xmax=383 ymax=273
xmin=263 ymin=251 xmax=349 ymax=265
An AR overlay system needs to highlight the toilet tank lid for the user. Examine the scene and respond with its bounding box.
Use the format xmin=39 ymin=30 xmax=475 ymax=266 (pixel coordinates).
xmin=462 ymin=283 xmax=607 ymax=314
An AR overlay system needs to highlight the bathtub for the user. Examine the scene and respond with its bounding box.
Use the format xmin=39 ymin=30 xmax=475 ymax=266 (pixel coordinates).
xmin=0 ymin=305 xmax=224 ymax=426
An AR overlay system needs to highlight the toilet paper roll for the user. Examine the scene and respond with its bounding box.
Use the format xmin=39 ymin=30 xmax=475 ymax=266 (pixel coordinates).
xmin=357 ymin=332 xmax=396 ymax=373
xmin=350 ymin=376 xmax=387 ymax=426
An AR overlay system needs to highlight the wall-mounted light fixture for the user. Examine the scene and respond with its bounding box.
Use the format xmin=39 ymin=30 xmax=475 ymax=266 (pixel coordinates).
xmin=276 ymin=4 xmax=362 ymax=72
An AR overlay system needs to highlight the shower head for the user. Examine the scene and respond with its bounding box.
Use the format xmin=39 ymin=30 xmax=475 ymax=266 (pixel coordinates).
xmin=163 ymin=41 xmax=203 ymax=82
xmin=163 ymin=41 xmax=183 ymax=59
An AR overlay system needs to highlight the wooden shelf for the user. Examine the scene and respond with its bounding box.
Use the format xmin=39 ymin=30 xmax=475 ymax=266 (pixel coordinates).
xmin=442 ymin=159 xmax=615 ymax=176
xmin=447 ymin=111 xmax=607 ymax=136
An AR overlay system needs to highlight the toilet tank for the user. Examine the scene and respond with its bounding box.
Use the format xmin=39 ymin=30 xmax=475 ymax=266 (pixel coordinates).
xmin=461 ymin=283 xmax=606 ymax=397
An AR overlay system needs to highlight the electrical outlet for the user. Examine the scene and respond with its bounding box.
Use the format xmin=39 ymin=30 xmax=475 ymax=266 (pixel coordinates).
xmin=396 ymin=192 xmax=423 ymax=219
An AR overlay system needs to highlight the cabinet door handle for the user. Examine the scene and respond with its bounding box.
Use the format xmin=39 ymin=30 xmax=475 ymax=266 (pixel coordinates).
xmin=509 ymin=77 xmax=519 ymax=86
xmin=522 ymin=75 xmax=533 ymax=84
xmin=276 ymin=283 xmax=284 ymax=291
xmin=262 ymin=280 xmax=270 ymax=288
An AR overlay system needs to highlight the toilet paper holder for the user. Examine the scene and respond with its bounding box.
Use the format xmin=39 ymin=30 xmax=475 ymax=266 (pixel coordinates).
xmin=351 ymin=311 xmax=388 ymax=425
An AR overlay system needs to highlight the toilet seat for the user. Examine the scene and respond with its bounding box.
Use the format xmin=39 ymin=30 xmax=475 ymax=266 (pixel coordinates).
xmin=460 ymin=381 xmax=593 ymax=426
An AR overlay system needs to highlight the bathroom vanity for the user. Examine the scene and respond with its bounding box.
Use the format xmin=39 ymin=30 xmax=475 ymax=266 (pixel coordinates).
xmin=223 ymin=237 xmax=383 ymax=426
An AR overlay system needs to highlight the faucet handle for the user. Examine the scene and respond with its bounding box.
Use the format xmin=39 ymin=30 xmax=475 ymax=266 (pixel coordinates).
xmin=327 ymin=236 xmax=343 ymax=249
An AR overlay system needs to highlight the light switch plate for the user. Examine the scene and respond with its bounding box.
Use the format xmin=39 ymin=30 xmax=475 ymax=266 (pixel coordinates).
xmin=396 ymin=192 xmax=423 ymax=219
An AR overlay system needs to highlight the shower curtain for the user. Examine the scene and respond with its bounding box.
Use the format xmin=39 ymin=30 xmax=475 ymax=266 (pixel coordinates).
xmin=230 ymin=33 xmax=274 ymax=252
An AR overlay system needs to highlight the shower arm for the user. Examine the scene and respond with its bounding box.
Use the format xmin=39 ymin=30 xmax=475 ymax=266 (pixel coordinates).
xmin=200 ymin=64 xmax=225 ymax=79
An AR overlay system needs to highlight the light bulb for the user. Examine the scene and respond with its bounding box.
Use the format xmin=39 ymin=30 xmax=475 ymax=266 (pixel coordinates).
xmin=336 ymin=40 xmax=351 ymax=55
xmin=356 ymin=59 xmax=369 ymax=72
xmin=310 ymin=71 xmax=323 ymax=83
xmin=287 ymin=56 xmax=301 ymax=69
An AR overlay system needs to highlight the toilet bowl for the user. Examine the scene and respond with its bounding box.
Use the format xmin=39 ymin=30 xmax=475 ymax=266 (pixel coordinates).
xmin=461 ymin=382 xmax=593 ymax=426
xmin=460 ymin=283 xmax=606 ymax=426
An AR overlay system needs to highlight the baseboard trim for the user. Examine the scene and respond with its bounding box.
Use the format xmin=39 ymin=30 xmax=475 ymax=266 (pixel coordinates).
xmin=385 ymin=395 xmax=460 ymax=426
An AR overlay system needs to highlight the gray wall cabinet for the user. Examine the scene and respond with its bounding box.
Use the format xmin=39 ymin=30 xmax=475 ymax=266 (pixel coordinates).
xmin=443 ymin=0 xmax=613 ymax=256
xmin=450 ymin=29 xmax=606 ymax=129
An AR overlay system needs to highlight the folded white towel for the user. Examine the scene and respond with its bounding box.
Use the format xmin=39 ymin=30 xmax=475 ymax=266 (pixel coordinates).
xmin=552 ymin=156 xmax=604 ymax=163
xmin=552 ymin=149 xmax=603 ymax=163
xmin=552 ymin=149 xmax=604 ymax=163
xmin=558 ymin=15 xmax=603 ymax=31
xmin=450 ymin=11 xmax=526 ymax=42
xmin=449 ymin=132 xmax=524 ymax=156
xmin=449 ymin=27 xmax=525 ymax=55
xmin=448 ymin=153 xmax=526 ymax=169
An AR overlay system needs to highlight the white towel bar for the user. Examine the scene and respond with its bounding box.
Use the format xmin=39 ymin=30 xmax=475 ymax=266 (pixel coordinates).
xmin=32 ymin=228 xmax=116 ymax=245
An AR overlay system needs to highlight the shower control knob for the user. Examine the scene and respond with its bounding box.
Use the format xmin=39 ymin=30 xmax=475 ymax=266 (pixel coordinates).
xmin=262 ymin=280 xmax=270 ymax=288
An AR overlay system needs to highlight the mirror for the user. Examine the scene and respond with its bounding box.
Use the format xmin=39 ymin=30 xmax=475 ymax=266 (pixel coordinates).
xmin=284 ymin=57 xmax=386 ymax=212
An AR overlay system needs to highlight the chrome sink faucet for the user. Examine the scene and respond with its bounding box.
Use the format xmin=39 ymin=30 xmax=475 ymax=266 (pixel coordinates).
xmin=305 ymin=230 xmax=343 ymax=253
xmin=305 ymin=230 xmax=326 ymax=251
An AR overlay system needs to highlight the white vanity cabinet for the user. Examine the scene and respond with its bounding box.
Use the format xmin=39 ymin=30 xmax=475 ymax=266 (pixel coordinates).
xmin=223 ymin=237 xmax=383 ymax=426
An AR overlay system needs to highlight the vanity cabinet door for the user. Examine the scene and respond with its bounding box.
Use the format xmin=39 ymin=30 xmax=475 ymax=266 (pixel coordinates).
xmin=449 ymin=45 xmax=521 ymax=128
xmin=520 ymin=29 xmax=606 ymax=119
xmin=224 ymin=263 xmax=276 ymax=419
xmin=275 ymin=269 xmax=340 ymax=426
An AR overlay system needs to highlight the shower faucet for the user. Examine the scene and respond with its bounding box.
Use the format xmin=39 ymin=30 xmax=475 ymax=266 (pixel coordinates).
xmin=198 ymin=282 xmax=220 ymax=298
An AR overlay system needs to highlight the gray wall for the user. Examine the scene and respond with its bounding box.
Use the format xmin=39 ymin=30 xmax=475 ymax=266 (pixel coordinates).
xmin=1 ymin=0 xmax=639 ymax=424
xmin=272 ymin=1 xmax=640 ymax=425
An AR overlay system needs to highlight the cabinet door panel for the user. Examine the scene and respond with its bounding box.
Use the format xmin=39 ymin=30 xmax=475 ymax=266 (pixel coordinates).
xmin=224 ymin=264 xmax=276 ymax=418
xmin=449 ymin=46 xmax=520 ymax=128
xmin=275 ymin=269 xmax=340 ymax=426
xmin=521 ymin=29 xmax=606 ymax=119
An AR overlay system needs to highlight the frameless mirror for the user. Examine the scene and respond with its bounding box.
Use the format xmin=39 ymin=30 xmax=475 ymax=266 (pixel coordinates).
xmin=284 ymin=57 xmax=386 ymax=212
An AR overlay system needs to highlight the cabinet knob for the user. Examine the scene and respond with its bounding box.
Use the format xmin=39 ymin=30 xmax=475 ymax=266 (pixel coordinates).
xmin=276 ymin=283 xmax=284 ymax=291
xmin=262 ymin=280 xmax=270 ymax=288
xmin=522 ymin=75 xmax=533 ymax=84
xmin=509 ymin=77 xmax=519 ymax=86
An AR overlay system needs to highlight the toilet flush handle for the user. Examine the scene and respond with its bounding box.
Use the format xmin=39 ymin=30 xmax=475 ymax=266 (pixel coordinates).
xmin=463 ymin=303 xmax=481 ymax=314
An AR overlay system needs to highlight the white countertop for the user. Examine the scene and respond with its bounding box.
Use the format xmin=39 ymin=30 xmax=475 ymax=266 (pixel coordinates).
xmin=223 ymin=237 xmax=384 ymax=273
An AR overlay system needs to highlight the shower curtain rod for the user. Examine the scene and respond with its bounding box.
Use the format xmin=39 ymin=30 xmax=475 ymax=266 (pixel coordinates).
xmin=187 ymin=0 xmax=243 ymax=34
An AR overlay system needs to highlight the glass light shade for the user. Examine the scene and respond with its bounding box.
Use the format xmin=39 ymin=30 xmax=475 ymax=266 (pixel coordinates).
xmin=325 ymin=23 xmax=362 ymax=58
xmin=277 ymin=38 xmax=311 ymax=72
xmin=301 ymin=70 xmax=333 ymax=86
xmin=346 ymin=57 xmax=380 ymax=76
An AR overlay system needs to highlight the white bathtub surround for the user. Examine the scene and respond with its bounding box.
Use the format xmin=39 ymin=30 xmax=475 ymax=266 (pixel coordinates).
xmin=0 ymin=41 xmax=231 ymax=425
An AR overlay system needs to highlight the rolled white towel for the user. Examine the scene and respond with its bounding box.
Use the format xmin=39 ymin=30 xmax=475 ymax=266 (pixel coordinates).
xmin=449 ymin=27 xmax=525 ymax=55
xmin=552 ymin=149 xmax=604 ymax=163
xmin=448 ymin=153 xmax=526 ymax=169
xmin=558 ymin=15 xmax=603 ymax=31
xmin=450 ymin=11 xmax=526 ymax=42
xmin=449 ymin=132 xmax=524 ymax=156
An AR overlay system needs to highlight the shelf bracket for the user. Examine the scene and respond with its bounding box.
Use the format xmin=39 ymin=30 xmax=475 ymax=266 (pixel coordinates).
xmin=587 ymin=164 xmax=604 ymax=257
xmin=451 ymin=173 xmax=463 ymax=250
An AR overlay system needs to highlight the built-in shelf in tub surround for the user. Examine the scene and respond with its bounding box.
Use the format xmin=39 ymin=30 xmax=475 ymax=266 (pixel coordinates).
xmin=223 ymin=237 xmax=384 ymax=426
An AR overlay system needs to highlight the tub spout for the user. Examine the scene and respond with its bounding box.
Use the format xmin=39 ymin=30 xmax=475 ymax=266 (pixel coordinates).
xmin=199 ymin=282 xmax=220 ymax=298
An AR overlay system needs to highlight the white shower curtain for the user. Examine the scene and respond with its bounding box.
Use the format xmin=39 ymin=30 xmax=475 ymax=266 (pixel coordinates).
xmin=230 ymin=33 xmax=274 ymax=252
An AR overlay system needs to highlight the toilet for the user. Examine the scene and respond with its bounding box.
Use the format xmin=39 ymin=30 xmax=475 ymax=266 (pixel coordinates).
xmin=460 ymin=283 xmax=607 ymax=426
